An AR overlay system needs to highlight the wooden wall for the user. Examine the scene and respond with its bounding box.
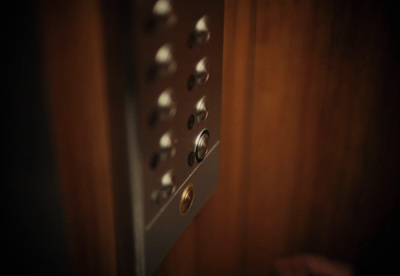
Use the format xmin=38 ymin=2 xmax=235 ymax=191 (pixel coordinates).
xmin=32 ymin=0 xmax=400 ymax=275
xmin=155 ymin=0 xmax=400 ymax=275
xmin=37 ymin=1 xmax=117 ymax=275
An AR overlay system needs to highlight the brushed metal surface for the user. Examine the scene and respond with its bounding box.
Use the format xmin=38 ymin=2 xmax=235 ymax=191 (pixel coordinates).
xmin=145 ymin=143 xmax=220 ymax=275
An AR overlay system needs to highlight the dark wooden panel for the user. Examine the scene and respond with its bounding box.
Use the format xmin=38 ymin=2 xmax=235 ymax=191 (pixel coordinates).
xmin=247 ymin=0 xmax=400 ymax=274
xmin=156 ymin=0 xmax=400 ymax=275
xmin=35 ymin=0 xmax=400 ymax=275
xmin=37 ymin=1 xmax=117 ymax=275
xmin=11 ymin=2 xmax=69 ymax=273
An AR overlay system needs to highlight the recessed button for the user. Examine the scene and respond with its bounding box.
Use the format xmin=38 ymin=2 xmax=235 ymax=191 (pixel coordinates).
xmin=155 ymin=43 xmax=177 ymax=75
xmin=196 ymin=96 xmax=209 ymax=122
xmin=152 ymin=0 xmax=177 ymax=29
xmin=161 ymin=170 xmax=176 ymax=198
xmin=195 ymin=129 xmax=210 ymax=162
xmin=158 ymin=89 xmax=177 ymax=121
xmin=195 ymin=57 xmax=209 ymax=84
xmin=180 ymin=183 xmax=194 ymax=215
xmin=160 ymin=131 xmax=176 ymax=160
xmin=195 ymin=16 xmax=210 ymax=44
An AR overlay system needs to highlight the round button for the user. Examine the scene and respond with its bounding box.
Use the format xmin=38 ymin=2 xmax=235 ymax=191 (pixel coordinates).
xmin=195 ymin=57 xmax=209 ymax=84
xmin=195 ymin=16 xmax=210 ymax=44
xmin=155 ymin=43 xmax=177 ymax=75
xmin=180 ymin=183 xmax=194 ymax=215
xmin=160 ymin=131 xmax=176 ymax=160
xmin=152 ymin=0 xmax=177 ymax=29
xmin=196 ymin=96 xmax=209 ymax=122
xmin=195 ymin=129 xmax=210 ymax=162
xmin=161 ymin=170 xmax=176 ymax=198
xmin=158 ymin=89 xmax=177 ymax=121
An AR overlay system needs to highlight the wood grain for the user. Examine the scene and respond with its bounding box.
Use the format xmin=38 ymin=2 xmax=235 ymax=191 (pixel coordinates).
xmin=38 ymin=1 xmax=117 ymax=275
xmin=37 ymin=0 xmax=399 ymax=275
xmin=247 ymin=1 xmax=400 ymax=273
xmin=154 ymin=0 xmax=257 ymax=275
xmin=156 ymin=0 xmax=400 ymax=275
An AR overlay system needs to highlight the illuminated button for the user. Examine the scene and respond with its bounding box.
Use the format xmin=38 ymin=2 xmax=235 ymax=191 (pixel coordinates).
xmin=161 ymin=170 xmax=176 ymax=198
xmin=160 ymin=131 xmax=176 ymax=160
xmin=155 ymin=44 xmax=177 ymax=75
xmin=195 ymin=57 xmax=209 ymax=84
xmin=158 ymin=89 xmax=177 ymax=121
xmin=152 ymin=0 xmax=177 ymax=28
xmin=196 ymin=96 xmax=209 ymax=122
xmin=180 ymin=183 xmax=194 ymax=215
xmin=195 ymin=16 xmax=210 ymax=44
xmin=195 ymin=129 xmax=210 ymax=162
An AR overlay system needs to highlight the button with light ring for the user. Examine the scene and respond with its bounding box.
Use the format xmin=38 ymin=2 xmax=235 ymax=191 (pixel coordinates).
xmin=195 ymin=129 xmax=210 ymax=162
xmin=180 ymin=183 xmax=194 ymax=215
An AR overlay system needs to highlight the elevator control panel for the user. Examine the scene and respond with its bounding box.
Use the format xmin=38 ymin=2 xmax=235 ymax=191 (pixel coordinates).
xmin=126 ymin=0 xmax=224 ymax=274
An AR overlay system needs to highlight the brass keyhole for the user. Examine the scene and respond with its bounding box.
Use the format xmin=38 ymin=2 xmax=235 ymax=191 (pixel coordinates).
xmin=180 ymin=183 xmax=194 ymax=215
